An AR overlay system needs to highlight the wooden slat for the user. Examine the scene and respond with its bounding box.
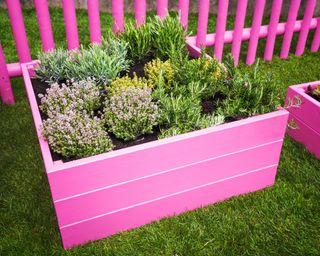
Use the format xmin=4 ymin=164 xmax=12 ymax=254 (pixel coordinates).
xmin=112 ymin=0 xmax=124 ymax=32
xmin=0 ymin=42 xmax=14 ymax=105
xmin=264 ymin=0 xmax=283 ymax=61
xmin=135 ymin=0 xmax=147 ymax=26
xmin=62 ymin=0 xmax=79 ymax=50
xmin=60 ymin=165 xmax=278 ymax=249
xmin=295 ymin=0 xmax=317 ymax=56
xmin=280 ymin=0 xmax=301 ymax=59
xmin=246 ymin=0 xmax=266 ymax=65
xmin=88 ymin=0 xmax=101 ymax=44
xmin=178 ymin=0 xmax=190 ymax=28
xmin=311 ymin=18 xmax=320 ymax=52
xmin=214 ymin=0 xmax=229 ymax=62
xmin=157 ymin=0 xmax=168 ymax=19
xmin=5 ymin=0 xmax=31 ymax=63
xmin=47 ymin=110 xmax=288 ymax=201
xmin=232 ymin=0 xmax=248 ymax=65
xmin=196 ymin=0 xmax=210 ymax=47
xmin=34 ymin=0 xmax=55 ymax=51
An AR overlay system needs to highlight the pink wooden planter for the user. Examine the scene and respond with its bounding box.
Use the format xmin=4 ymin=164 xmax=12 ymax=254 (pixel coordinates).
xmin=22 ymin=61 xmax=288 ymax=249
xmin=285 ymin=81 xmax=320 ymax=159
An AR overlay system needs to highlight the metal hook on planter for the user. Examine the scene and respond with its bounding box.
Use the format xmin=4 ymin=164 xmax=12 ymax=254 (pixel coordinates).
xmin=287 ymin=119 xmax=299 ymax=130
xmin=285 ymin=95 xmax=302 ymax=109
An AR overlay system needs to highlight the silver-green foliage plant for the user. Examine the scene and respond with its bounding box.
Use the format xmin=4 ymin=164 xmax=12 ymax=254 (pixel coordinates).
xmin=35 ymin=49 xmax=69 ymax=83
xmin=219 ymin=57 xmax=281 ymax=118
xmin=104 ymin=86 xmax=159 ymax=141
xmin=38 ymin=78 xmax=100 ymax=117
xmin=65 ymin=39 xmax=130 ymax=86
xmin=42 ymin=110 xmax=114 ymax=158
xmin=152 ymin=14 xmax=188 ymax=60
xmin=117 ymin=21 xmax=153 ymax=61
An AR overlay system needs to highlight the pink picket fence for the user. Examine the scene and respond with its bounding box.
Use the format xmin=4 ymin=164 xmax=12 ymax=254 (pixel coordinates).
xmin=0 ymin=0 xmax=319 ymax=105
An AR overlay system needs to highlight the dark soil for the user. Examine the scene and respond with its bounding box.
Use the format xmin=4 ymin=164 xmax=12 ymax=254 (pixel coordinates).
xmin=125 ymin=54 xmax=154 ymax=78
xmin=307 ymin=85 xmax=320 ymax=102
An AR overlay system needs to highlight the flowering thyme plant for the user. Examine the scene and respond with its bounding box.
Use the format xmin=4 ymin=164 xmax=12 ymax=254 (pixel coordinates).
xmin=42 ymin=110 xmax=114 ymax=158
xmin=38 ymin=78 xmax=100 ymax=117
xmin=104 ymin=86 xmax=159 ymax=141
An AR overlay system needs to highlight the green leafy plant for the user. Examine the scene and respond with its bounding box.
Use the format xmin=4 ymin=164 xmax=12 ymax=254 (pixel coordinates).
xmin=117 ymin=21 xmax=153 ymax=61
xmin=144 ymin=58 xmax=175 ymax=89
xmin=65 ymin=41 xmax=130 ymax=86
xmin=108 ymin=74 xmax=150 ymax=95
xmin=152 ymin=14 xmax=188 ymax=60
xmin=308 ymin=85 xmax=320 ymax=101
xmin=104 ymin=86 xmax=159 ymax=141
xmin=42 ymin=110 xmax=114 ymax=158
xmin=35 ymin=49 xmax=69 ymax=83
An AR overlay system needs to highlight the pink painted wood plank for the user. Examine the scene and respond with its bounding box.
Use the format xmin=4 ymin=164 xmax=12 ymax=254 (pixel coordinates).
xmin=6 ymin=63 xmax=22 ymax=78
xmin=214 ymin=0 xmax=229 ymax=62
xmin=0 ymin=42 xmax=14 ymax=105
xmin=285 ymin=82 xmax=320 ymax=134
xmin=21 ymin=63 xmax=54 ymax=170
xmin=246 ymin=0 xmax=266 ymax=65
xmin=178 ymin=0 xmax=190 ymax=28
xmin=55 ymin=141 xmax=283 ymax=226
xmin=5 ymin=0 xmax=31 ymax=63
xmin=47 ymin=110 xmax=288 ymax=201
xmin=157 ymin=0 xmax=168 ymax=19
xmin=188 ymin=18 xmax=318 ymax=48
xmin=231 ymin=0 xmax=248 ymax=65
xmin=295 ymin=0 xmax=317 ymax=56
xmin=112 ymin=0 xmax=124 ymax=32
xmin=135 ymin=0 xmax=147 ymax=26
xmin=196 ymin=0 xmax=210 ymax=47
xmin=287 ymin=114 xmax=320 ymax=159
xmin=88 ymin=0 xmax=101 ymax=44
xmin=264 ymin=0 xmax=283 ymax=61
xmin=34 ymin=0 xmax=55 ymax=51
xmin=62 ymin=0 xmax=79 ymax=50
xmin=280 ymin=0 xmax=301 ymax=59
xmin=60 ymin=165 xmax=278 ymax=249
xmin=311 ymin=18 xmax=320 ymax=52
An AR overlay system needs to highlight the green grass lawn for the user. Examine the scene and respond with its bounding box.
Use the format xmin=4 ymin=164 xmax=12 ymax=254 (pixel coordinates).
xmin=1 ymin=8 xmax=320 ymax=256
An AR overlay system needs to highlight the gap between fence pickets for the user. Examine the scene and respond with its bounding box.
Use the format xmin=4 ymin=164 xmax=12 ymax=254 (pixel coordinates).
xmin=7 ymin=18 xmax=319 ymax=78
xmin=53 ymin=139 xmax=283 ymax=203
xmin=59 ymin=162 xmax=278 ymax=229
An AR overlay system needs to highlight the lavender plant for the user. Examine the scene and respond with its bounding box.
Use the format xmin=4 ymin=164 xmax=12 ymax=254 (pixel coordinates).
xmin=42 ymin=110 xmax=114 ymax=158
xmin=35 ymin=49 xmax=69 ymax=83
xmin=38 ymin=79 xmax=100 ymax=117
xmin=65 ymin=41 xmax=130 ymax=86
xmin=104 ymin=86 xmax=159 ymax=141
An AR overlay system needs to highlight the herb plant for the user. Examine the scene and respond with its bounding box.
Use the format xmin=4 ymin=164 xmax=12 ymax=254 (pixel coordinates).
xmin=104 ymin=86 xmax=159 ymax=141
xmin=108 ymin=74 xmax=150 ymax=95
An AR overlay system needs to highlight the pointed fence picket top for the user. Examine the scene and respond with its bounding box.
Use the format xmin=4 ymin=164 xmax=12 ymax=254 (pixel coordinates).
xmin=1 ymin=0 xmax=319 ymax=104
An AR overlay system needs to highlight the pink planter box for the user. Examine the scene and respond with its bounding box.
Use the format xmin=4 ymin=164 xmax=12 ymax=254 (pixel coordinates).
xmin=285 ymin=81 xmax=320 ymax=159
xmin=22 ymin=62 xmax=289 ymax=249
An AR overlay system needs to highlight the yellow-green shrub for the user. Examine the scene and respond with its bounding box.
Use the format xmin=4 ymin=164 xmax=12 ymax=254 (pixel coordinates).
xmin=108 ymin=74 xmax=150 ymax=95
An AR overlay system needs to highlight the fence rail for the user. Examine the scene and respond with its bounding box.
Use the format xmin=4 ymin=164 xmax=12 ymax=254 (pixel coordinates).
xmin=1 ymin=0 xmax=319 ymax=105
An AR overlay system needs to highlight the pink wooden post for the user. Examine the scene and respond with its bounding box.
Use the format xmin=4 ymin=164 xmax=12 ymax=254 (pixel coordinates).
xmin=34 ymin=0 xmax=55 ymax=52
xmin=62 ymin=0 xmax=79 ymax=50
xmin=264 ymin=0 xmax=283 ymax=61
xmin=246 ymin=0 xmax=266 ymax=65
xmin=280 ymin=0 xmax=301 ymax=59
xmin=196 ymin=0 xmax=210 ymax=47
xmin=295 ymin=0 xmax=317 ymax=56
xmin=311 ymin=19 xmax=320 ymax=52
xmin=135 ymin=0 xmax=147 ymax=26
xmin=214 ymin=0 xmax=229 ymax=62
xmin=157 ymin=0 xmax=168 ymax=20
xmin=232 ymin=0 xmax=248 ymax=65
xmin=112 ymin=0 xmax=124 ymax=32
xmin=0 ymin=43 xmax=14 ymax=105
xmin=88 ymin=0 xmax=101 ymax=44
xmin=5 ymin=0 xmax=31 ymax=63
xmin=178 ymin=0 xmax=190 ymax=29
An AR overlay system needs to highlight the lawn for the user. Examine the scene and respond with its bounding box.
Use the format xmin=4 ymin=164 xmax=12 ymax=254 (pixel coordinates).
xmin=0 ymin=8 xmax=320 ymax=256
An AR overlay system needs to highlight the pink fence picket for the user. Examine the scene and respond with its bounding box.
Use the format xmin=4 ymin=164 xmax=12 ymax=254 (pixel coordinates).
xmin=196 ymin=0 xmax=210 ymax=47
xmin=88 ymin=0 xmax=101 ymax=44
xmin=214 ymin=0 xmax=229 ymax=62
xmin=135 ymin=0 xmax=147 ymax=26
xmin=311 ymin=18 xmax=320 ymax=52
xmin=178 ymin=0 xmax=190 ymax=29
xmin=62 ymin=0 xmax=79 ymax=50
xmin=157 ymin=0 xmax=168 ymax=20
xmin=0 ymin=42 xmax=14 ymax=105
xmin=112 ymin=0 xmax=124 ymax=32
